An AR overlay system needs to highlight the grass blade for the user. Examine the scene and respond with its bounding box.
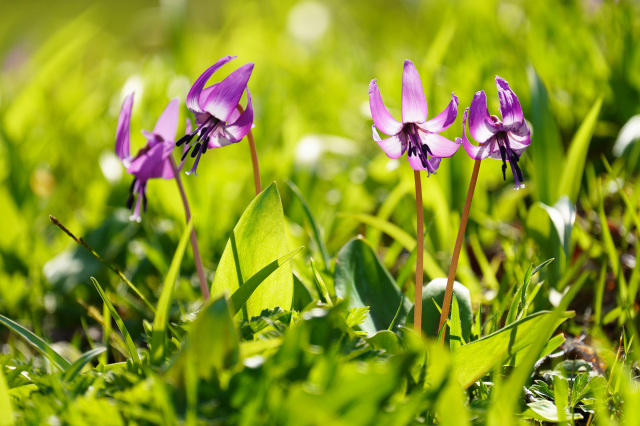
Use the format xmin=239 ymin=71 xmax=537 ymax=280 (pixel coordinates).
xmin=450 ymin=294 xmax=463 ymax=352
xmin=558 ymin=97 xmax=603 ymax=203
xmin=0 ymin=367 xmax=15 ymax=425
xmin=287 ymin=180 xmax=331 ymax=269
xmin=0 ymin=314 xmax=71 ymax=371
xmin=63 ymin=347 xmax=106 ymax=382
xmin=90 ymin=277 xmax=140 ymax=364
xmin=228 ymin=247 xmax=304 ymax=316
xmin=151 ymin=218 xmax=194 ymax=366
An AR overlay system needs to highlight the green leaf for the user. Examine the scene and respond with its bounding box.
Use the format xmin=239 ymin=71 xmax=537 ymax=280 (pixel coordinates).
xmin=151 ymin=218 xmax=194 ymax=366
xmin=228 ymin=247 xmax=303 ymax=316
xmin=310 ymin=258 xmax=333 ymax=305
xmin=211 ymin=183 xmax=294 ymax=318
xmin=449 ymin=294 xmax=463 ymax=352
xmin=527 ymin=67 xmax=565 ymax=204
xmin=506 ymin=264 xmax=532 ymax=326
xmin=334 ymin=237 xmax=411 ymax=336
xmin=287 ymin=180 xmax=330 ymax=268
xmin=367 ymin=330 xmax=402 ymax=355
xmin=558 ymin=96 xmax=603 ymax=203
xmin=169 ymin=296 xmax=238 ymax=381
xmin=540 ymin=196 xmax=576 ymax=258
xmin=452 ymin=311 xmax=574 ymax=388
xmin=90 ymin=277 xmax=140 ymax=364
xmin=521 ymin=400 xmax=583 ymax=423
xmin=0 ymin=368 xmax=14 ymax=426
xmin=0 ymin=314 xmax=71 ymax=371
xmin=62 ymin=347 xmax=106 ymax=382
xmin=510 ymin=333 xmax=566 ymax=367
xmin=337 ymin=213 xmax=445 ymax=278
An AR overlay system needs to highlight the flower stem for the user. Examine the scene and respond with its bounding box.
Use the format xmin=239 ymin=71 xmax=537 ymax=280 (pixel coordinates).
xmin=414 ymin=170 xmax=424 ymax=334
xmin=236 ymin=104 xmax=262 ymax=196
xmin=169 ymin=156 xmax=209 ymax=300
xmin=438 ymin=159 xmax=481 ymax=346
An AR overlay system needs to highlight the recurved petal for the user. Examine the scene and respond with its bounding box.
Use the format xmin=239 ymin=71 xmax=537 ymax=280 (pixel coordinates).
xmin=469 ymin=91 xmax=499 ymax=143
xmin=418 ymin=93 xmax=459 ymax=133
xmin=186 ymin=56 xmax=235 ymax=113
xmin=507 ymin=131 xmax=531 ymax=156
xmin=504 ymin=118 xmax=530 ymax=138
xmin=496 ymin=76 xmax=524 ymax=126
xmin=208 ymin=137 xmax=236 ymax=149
xmin=148 ymin=143 xmax=177 ymax=179
xmin=372 ymin=125 xmax=407 ymax=159
xmin=203 ymin=63 xmax=254 ymax=123
xmin=116 ymin=93 xmax=134 ymax=165
xmin=402 ymin=60 xmax=428 ymax=123
xmin=127 ymin=143 xmax=166 ymax=181
xmin=152 ymin=98 xmax=180 ymax=143
xmin=460 ymin=108 xmax=494 ymax=160
xmin=368 ymin=79 xmax=403 ymax=136
xmin=407 ymin=151 xmax=440 ymax=173
xmin=417 ymin=131 xmax=461 ymax=158
xmin=224 ymin=90 xmax=253 ymax=142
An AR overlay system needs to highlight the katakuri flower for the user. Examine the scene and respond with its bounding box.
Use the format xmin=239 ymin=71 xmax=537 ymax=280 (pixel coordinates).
xmin=459 ymin=76 xmax=531 ymax=189
xmin=369 ymin=60 xmax=460 ymax=174
xmin=116 ymin=94 xmax=180 ymax=222
xmin=176 ymin=55 xmax=254 ymax=176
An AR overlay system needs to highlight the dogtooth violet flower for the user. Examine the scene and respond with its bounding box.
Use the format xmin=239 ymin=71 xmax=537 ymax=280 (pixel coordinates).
xmin=369 ymin=60 xmax=460 ymax=174
xmin=176 ymin=55 xmax=254 ymax=176
xmin=116 ymin=94 xmax=181 ymax=222
xmin=458 ymin=76 xmax=531 ymax=189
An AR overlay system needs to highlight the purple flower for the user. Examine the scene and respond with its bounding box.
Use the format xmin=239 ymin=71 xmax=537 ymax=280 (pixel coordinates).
xmin=116 ymin=94 xmax=180 ymax=222
xmin=459 ymin=76 xmax=531 ymax=190
xmin=369 ymin=60 xmax=460 ymax=175
xmin=176 ymin=55 xmax=254 ymax=176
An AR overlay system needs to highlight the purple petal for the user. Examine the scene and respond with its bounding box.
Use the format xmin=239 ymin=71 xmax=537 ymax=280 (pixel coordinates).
xmin=407 ymin=152 xmax=441 ymax=174
xmin=401 ymin=60 xmax=428 ymax=123
xmin=152 ymin=98 xmax=180 ymax=143
xmin=460 ymin=108 xmax=495 ymax=160
xmin=372 ymin=125 xmax=407 ymax=159
xmin=203 ymin=63 xmax=254 ymax=123
xmin=507 ymin=131 xmax=531 ymax=156
xmin=127 ymin=143 xmax=166 ymax=181
xmin=496 ymin=76 xmax=524 ymax=126
xmin=418 ymin=93 xmax=458 ymax=133
xmin=368 ymin=79 xmax=403 ymax=136
xmin=186 ymin=56 xmax=235 ymax=113
xmin=148 ymin=143 xmax=177 ymax=179
xmin=504 ymin=118 xmax=530 ymax=138
xmin=116 ymin=93 xmax=134 ymax=166
xmin=468 ymin=91 xmax=499 ymax=143
xmin=208 ymin=137 xmax=236 ymax=149
xmin=224 ymin=89 xmax=253 ymax=142
xmin=416 ymin=131 xmax=461 ymax=158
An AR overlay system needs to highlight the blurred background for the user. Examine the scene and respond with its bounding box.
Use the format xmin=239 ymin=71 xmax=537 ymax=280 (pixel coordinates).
xmin=0 ymin=0 xmax=639 ymax=343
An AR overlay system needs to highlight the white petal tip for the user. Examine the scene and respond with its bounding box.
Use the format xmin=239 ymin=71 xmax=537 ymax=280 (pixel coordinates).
xmin=129 ymin=215 xmax=142 ymax=223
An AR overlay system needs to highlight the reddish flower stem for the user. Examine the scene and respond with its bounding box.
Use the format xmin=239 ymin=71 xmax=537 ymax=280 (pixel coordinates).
xmin=236 ymin=104 xmax=262 ymax=195
xmin=414 ymin=170 xmax=424 ymax=334
xmin=169 ymin=156 xmax=209 ymax=300
xmin=438 ymin=159 xmax=482 ymax=346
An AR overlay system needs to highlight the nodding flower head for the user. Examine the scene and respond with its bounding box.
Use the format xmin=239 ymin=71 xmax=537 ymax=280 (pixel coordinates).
xmin=368 ymin=60 xmax=460 ymax=175
xmin=115 ymin=94 xmax=180 ymax=222
xmin=458 ymin=76 xmax=531 ymax=190
xmin=176 ymin=56 xmax=254 ymax=176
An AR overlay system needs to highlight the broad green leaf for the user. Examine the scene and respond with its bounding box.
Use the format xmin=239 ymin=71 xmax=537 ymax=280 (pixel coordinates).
xmin=91 ymin=277 xmax=140 ymax=364
xmin=337 ymin=213 xmax=445 ymax=278
xmin=553 ymin=374 xmax=570 ymax=422
xmin=151 ymin=218 xmax=194 ymax=366
xmin=368 ymin=330 xmax=402 ymax=355
xmin=521 ymin=400 xmax=583 ymax=423
xmin=334 ymin=237 xmax=411 ymax=336
xmin=452 ymin=311 xmax=574 ymax=388
xmin=228 ymin=247 xmax=303 ymax=316
xmin=0 ymin=314 xmax=71 ymax=371
xmin=169 ymin=296 xmax=238 ymax=381
xmin=211 ymin=183 xmax=293 ymax=318
xmin=510 ymin=333 xmax=566 ymax=367
xmin=287 ymin=180 xmax=330 ymax=268
xmin=527 ymin=67 xmax=565 ymax=205
xmin=558 ymin=96 xmax=603 ymax=203
xmin=292 ymin=273 xmax=313 ymax=311
xmin=63 ymin=347 xmax=106 ymax=382
xmin=449 ymin=294 xmax=463 ymax=352
xmin=0 ymin=369 xmax=13 ymax=426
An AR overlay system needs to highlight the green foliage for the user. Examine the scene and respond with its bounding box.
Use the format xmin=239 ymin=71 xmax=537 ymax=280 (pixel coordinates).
xmin=211 ymin=183 xmax=294 ymax=318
